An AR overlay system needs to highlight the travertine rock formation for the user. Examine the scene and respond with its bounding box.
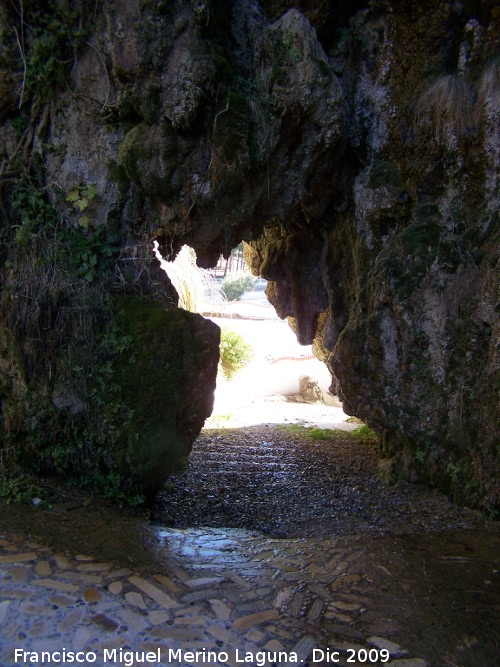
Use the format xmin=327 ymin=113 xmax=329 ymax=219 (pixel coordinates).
xmin=0 ymin=0 xmax=498 ymax=509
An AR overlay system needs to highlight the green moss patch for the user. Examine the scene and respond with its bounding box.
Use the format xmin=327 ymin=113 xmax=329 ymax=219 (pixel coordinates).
xmin=114 ymin=296 xmax=220 ymax=500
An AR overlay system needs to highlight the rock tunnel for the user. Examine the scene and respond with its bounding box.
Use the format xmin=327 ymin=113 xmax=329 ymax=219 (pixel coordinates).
xmin=0 ymin=0 xmax=498 ymax=510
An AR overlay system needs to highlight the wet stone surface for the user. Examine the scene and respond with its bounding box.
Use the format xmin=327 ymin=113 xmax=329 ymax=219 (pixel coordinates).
xmin=0 ymin=425 xmax=499 ymax=667
xmin=153 ymin=426 xmax=487 ymax=538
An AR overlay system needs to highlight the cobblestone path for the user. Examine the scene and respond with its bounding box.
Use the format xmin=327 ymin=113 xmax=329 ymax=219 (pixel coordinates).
xmin=1 ymin=426 xmax=499 ymax=667
xmin=1 ymin=523 xmax=499 ymax=667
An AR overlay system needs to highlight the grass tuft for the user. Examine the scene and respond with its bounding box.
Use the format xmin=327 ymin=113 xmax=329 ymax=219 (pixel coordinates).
xmin=277 ymin=423 xmax=377 ymax=442
xmin=414 ymin=75 xmax=475 ymax=143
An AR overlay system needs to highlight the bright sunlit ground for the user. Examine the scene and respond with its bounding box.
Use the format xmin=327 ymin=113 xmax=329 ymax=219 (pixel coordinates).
xmin=202 ymin=294 xmax=354 ymax=431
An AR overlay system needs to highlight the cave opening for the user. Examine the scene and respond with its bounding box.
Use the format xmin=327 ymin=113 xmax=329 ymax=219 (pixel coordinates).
xmin=151 ymin=238 xmax=374 ymax=537
xmin=155 ymin=241 xmax=352 ymax=432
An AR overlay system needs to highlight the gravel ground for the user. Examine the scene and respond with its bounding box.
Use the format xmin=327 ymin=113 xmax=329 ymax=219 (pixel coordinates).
xmin=153 ymin=422 xmax=488 ymax=538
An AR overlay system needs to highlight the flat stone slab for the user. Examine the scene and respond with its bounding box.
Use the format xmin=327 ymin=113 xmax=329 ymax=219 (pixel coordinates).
xmin=0 ymin=552 xmax=37 ymax=564
xmin=53 ymin=553 xmax=72 ymax=570
xmin=0 ymin=600 xmax=10 ymax=623
xmin=233 ymin=609 xmax=280 ymax=631
xmin=129 ymin=575 xmax=179 ymax=610
xmin=35 ymin=561 xmax=52 ymax=576
xmin=31 ymin=578 xmax=79 ymax=593
xmin=76 ymin=562 xmax=111 ymax=572
xmin=83 ymin=587 xmax=101 ymax=602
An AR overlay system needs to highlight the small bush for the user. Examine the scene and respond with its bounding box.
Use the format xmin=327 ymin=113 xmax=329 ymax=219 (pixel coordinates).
xmin=221 ymin=273 xmax=256 ymax=301
xmin=0 ymin=475 xmax=43 ymax=505
xmin=219 ymin=328 xmax=253 ymax=379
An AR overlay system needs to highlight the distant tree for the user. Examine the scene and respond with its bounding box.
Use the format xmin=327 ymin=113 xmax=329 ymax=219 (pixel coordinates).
xmin=221 ymin=273 xmax=256 ymax=301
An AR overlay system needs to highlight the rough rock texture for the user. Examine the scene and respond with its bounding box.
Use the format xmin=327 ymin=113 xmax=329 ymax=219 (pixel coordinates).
xmin=0 ymin=0 xmax=498 ymax=509
xmin=245 ymin=3 xmax=500 ymax=510
xmin=114 ymin=296 xmax=220 ymax=501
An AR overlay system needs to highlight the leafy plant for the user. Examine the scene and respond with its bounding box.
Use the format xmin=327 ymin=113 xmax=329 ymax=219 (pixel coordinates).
xmin=281 ymin=33 xmax=300 ymax=65
xmin=336 ymin=16 xmax=367 ymax=54
xmin=87 ymin=324 xmax=133 ymax=409
xmin=205 ymin=413 xmax=235 ymax=427
xmin=16 ymin=319 xmax=140 ymax=506
xmin=220 ymin=272 xmax=256 ymax=301
xmin=0 ymin=475 xmax=43 ymax=505
xmin=9 ymin=181 xmax=116 ymax=282
xmin=219 ymin=327 xmax=253 ymax=379
xmin=20 ymin=1 xmax=91 ymax=102
xmin=10 ymin=183 xmax=60 ymax=246
xmin=308 ymin=427 xmax=335 ymax=439
xmin=12 ymin=112 xmax=28 ymax=138
xmin=234 ymin=74 xmax=256 ymax=96
xmin=66 ymin=225 xmax=119 ymax=282
xmin=66 ymin=183 xmax=98 ymax=228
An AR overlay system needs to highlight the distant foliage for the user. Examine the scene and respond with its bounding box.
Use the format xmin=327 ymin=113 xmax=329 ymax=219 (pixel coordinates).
xmin=219 ymin=328 xmax=253 ymax=379
xmin=221 ymin=273 xmax=256 ymax=301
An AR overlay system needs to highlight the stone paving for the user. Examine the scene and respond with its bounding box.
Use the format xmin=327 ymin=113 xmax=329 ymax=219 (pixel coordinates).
xmin=0 ymin=524 xmax=437 ymax=667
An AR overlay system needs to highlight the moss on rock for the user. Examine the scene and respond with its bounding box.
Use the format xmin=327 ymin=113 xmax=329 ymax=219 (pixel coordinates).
xmin=118 ymin=122 xmax=181 ymax=198
xmin=113 ymin=296 xmax=220 ymax=501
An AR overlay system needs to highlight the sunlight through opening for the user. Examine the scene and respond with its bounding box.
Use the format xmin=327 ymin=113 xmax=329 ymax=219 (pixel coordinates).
xmin=155 ymin=242 xmax=353 ymax=431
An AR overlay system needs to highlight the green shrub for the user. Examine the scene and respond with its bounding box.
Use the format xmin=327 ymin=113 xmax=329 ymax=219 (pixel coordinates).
xmin=0 ymin=475 xmax=43 ymax=505
xmin=221 ymin=273 xmax=256 ymax=301
xmin=23 ymin=2 xmax=91 ymax=101
xmin=10 ymin=183 xmax=60 ymax=246
xmin=219 ymin=327 xmax=253 ymax=379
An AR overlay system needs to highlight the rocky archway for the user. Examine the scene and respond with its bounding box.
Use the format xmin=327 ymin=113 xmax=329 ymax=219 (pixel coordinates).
xmin=0 ymin=0 xmax=498 ymax=509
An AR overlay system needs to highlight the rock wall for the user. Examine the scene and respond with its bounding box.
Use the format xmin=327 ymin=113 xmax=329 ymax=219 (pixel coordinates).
xmin=0 ymin=0 xmax=498 ymax=510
